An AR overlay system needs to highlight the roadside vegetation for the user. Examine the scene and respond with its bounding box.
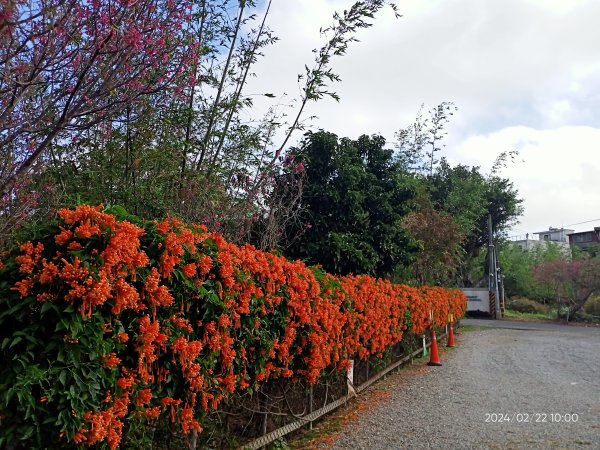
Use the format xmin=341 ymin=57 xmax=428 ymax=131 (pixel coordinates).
xmin=497 ymin=244 xmax=600 ymax=323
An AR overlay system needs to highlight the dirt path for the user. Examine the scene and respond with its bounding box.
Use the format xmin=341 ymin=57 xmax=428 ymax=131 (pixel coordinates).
xmin=305 ymin=322 xmax=600 ymax=449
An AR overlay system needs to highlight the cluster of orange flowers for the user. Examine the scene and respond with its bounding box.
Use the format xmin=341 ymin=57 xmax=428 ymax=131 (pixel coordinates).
xmin=6 ymin=205 xmax=466 ymax=449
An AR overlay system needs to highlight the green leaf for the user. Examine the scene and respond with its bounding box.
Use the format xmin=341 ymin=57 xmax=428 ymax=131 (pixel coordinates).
xmin=55 ymin=319 xmax=69 ymax=332
xmin=21 ymin=426 xmax=34 ymax=440
xmin=5 ymin=387 xmax=15 ymax=405
xmin=73 ymin=373 xmax=84 ymax=390
xmin=9 ymin=336 xmax=23 ymax=348
xmin=41 ymin=302 xmax=57 ymax=315
xmin=59 ymin=369 xmax=67 ymax=386
xmin=105 ymin=204 xmax=129 ymax=219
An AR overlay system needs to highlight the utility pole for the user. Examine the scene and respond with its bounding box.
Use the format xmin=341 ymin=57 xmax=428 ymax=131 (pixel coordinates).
xmin=488 ymin=214 xmax=501 ymax=319
xmin=495 ymin=247 xmax=505 ymax=315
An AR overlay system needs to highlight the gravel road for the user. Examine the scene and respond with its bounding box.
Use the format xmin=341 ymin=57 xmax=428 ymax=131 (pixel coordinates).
xmin=326 ymin=321 xmax=600 ymax=450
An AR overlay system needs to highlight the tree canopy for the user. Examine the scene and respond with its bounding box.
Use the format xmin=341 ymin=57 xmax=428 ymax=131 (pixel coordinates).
xmin=429 ymin=159 xmax=523 ymax=258
xmin=277 ymin=128 xmax=523 ymax=286
xmin=282 ymin=131 xmax=419 ymax=277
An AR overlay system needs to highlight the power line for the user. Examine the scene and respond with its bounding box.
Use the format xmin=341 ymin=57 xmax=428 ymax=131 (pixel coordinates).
xmin=508 ymin=219 xmax=600 ymax=240
xmin=562 ymin=218 xmax=600 ymax=227
xmin=510 ymin=228 xmax=529 ymax=234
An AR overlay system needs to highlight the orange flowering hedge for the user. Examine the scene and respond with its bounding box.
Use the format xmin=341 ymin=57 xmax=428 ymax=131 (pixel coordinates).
xmin=0 ymin=205 xmax=466 ymax=449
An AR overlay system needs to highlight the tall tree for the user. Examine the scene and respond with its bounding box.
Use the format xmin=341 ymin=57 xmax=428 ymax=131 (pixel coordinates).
xmin=402 ymin=202 xmax=464 ymax=285
xmin=393 ymin=104 xmax=524 ymax=286
xmin=428 ymin=159 xmax=487 ymax=236
xmin=0 ymin=0 xmax=199 ymax=195
xmin=282 ymin=131 xmax=418 ymax=277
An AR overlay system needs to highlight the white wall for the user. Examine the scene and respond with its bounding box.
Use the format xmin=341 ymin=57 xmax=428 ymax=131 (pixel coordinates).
xmin=462 ymin=288 xmax=490 ymax=314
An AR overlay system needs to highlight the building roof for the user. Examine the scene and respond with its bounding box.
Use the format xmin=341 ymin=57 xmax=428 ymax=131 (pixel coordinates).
xmin=533 ymin=227 xmax=575 ymax=235
xmin=567 ymin=229 xmax=600 ymax=236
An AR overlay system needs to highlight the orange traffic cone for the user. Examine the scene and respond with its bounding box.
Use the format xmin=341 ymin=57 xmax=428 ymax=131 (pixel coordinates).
xmin=447 ymin=323 xmax=456 ymax=348
xmin=427 ymin=330 xmax=442 ymax=366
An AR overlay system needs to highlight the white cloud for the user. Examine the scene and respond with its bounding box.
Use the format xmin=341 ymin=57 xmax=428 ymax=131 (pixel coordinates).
xmin=455 ymin=126 xmax=600 ymax=233
xmin=522 ymin=0 xmax=590 ymax=15
xmin=244 ymin=0 xmax=600 ymax=233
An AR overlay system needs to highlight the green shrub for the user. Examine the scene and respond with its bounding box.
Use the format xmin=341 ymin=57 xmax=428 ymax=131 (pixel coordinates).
xmin=583 ymin=295 xmax=600 ymax=316
xmin=507 ymin=297 xmax=549 ymax=315
xmin=0 ymin=204 xmax=467 ymax=449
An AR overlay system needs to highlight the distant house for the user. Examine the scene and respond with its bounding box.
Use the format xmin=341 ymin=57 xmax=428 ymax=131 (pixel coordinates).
xmin=567 ymin=227 xmax=600 ymax=249
xmin=534 ymin=227 xmax=574 ymax=243
xmin=511 ymin=227 xmax=573 ymax=252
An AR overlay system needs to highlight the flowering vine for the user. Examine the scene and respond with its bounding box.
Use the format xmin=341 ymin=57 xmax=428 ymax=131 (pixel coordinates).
xmin=0 ymin=205 xmax=466 ymax=449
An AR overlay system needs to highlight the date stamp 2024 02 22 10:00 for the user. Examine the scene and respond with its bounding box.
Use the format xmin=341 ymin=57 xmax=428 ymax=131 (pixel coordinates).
xmin=484 ymin=413 xmax=579 ymax=424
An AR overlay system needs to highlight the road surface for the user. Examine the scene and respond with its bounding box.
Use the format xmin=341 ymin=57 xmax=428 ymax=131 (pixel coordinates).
xmin=324 ymin=319 xmax=600 ymax=449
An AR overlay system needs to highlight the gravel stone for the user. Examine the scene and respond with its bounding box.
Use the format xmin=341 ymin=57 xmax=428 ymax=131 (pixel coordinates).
xmin=327 ymin=322 xmax=600 ymax=450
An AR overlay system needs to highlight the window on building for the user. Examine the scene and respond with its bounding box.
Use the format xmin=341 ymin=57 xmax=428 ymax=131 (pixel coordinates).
xmin=573 ymin=233 xmax=593 ymax=243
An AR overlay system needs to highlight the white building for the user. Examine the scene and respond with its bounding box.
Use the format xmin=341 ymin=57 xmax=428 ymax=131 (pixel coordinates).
xmin=534 ymin=227 xmax=574 ymax=243
xmin=511 ymin=227 xmax=573 ymax=252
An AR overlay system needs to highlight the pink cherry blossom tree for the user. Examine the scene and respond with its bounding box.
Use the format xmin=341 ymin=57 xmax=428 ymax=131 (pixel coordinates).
xmin=533 ymin=257 xmax=600 ymax=321
xmin=0 ymin=0 xmax=200 ymax=210
xmin=0 ymin=0 xmax=398 ymax=248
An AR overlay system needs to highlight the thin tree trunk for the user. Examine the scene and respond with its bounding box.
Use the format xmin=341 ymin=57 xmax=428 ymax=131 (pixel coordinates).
xmin=207 ymin=0 xmax=273 ymax=175
xmin=180 ymin=0 xmax=207 ymax=186
xmin=196 ymin=0 xmax=247 ymax=170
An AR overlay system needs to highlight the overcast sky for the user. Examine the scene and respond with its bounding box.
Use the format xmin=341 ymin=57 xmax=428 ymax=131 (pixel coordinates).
xmin=245 ymin=0 xmax=600 ymax=236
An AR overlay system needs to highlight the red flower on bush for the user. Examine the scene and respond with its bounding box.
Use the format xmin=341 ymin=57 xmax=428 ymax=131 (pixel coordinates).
xmin=1 ymin=204 xmax=466 ymax=449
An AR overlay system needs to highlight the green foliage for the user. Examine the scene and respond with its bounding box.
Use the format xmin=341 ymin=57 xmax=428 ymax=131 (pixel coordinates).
xmin=402 ymin=201 xmax=464 ymax=286
xmin=393 ymin=104 xmax=524 ymax=286
xmin=277 ymin=116 xmax=524 ymax=286
xmin=0 ymin=278 xmax=118 ymax=447
xmin=506 ymin=297 xmax=550 ymax=315
xmin=0 ymin=204 xmax=467 ymax=449
xmin=2 ymin=261 xmax=119 ymax=443
xmin=497 ymin=244 xmax=540 ymax=300
xmin=429 ymin=160 xmax=487 ymax=238
xmin=40 ymin=119 xmax=185 ymax=220
xmin=583 ymin=295 xmax=600 ymax=316
xmin=498 ymin=241 xmax=570 ymax=301
xmin=429 ymin=160 xmax=523 ymax=258
xmin=283 ymin=131 xmax=419 ymax=277
xmin=529 ymin=241 xmax=569 ymax=263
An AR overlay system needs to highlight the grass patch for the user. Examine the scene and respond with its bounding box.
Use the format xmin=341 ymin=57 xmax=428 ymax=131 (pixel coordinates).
xmin=506 ymin=297 xmax=550 ymax=315
xmin=503 ymin=308 xmax=554 ymax=321
xmin=584 ymin=295 xmax=600 ymax=316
